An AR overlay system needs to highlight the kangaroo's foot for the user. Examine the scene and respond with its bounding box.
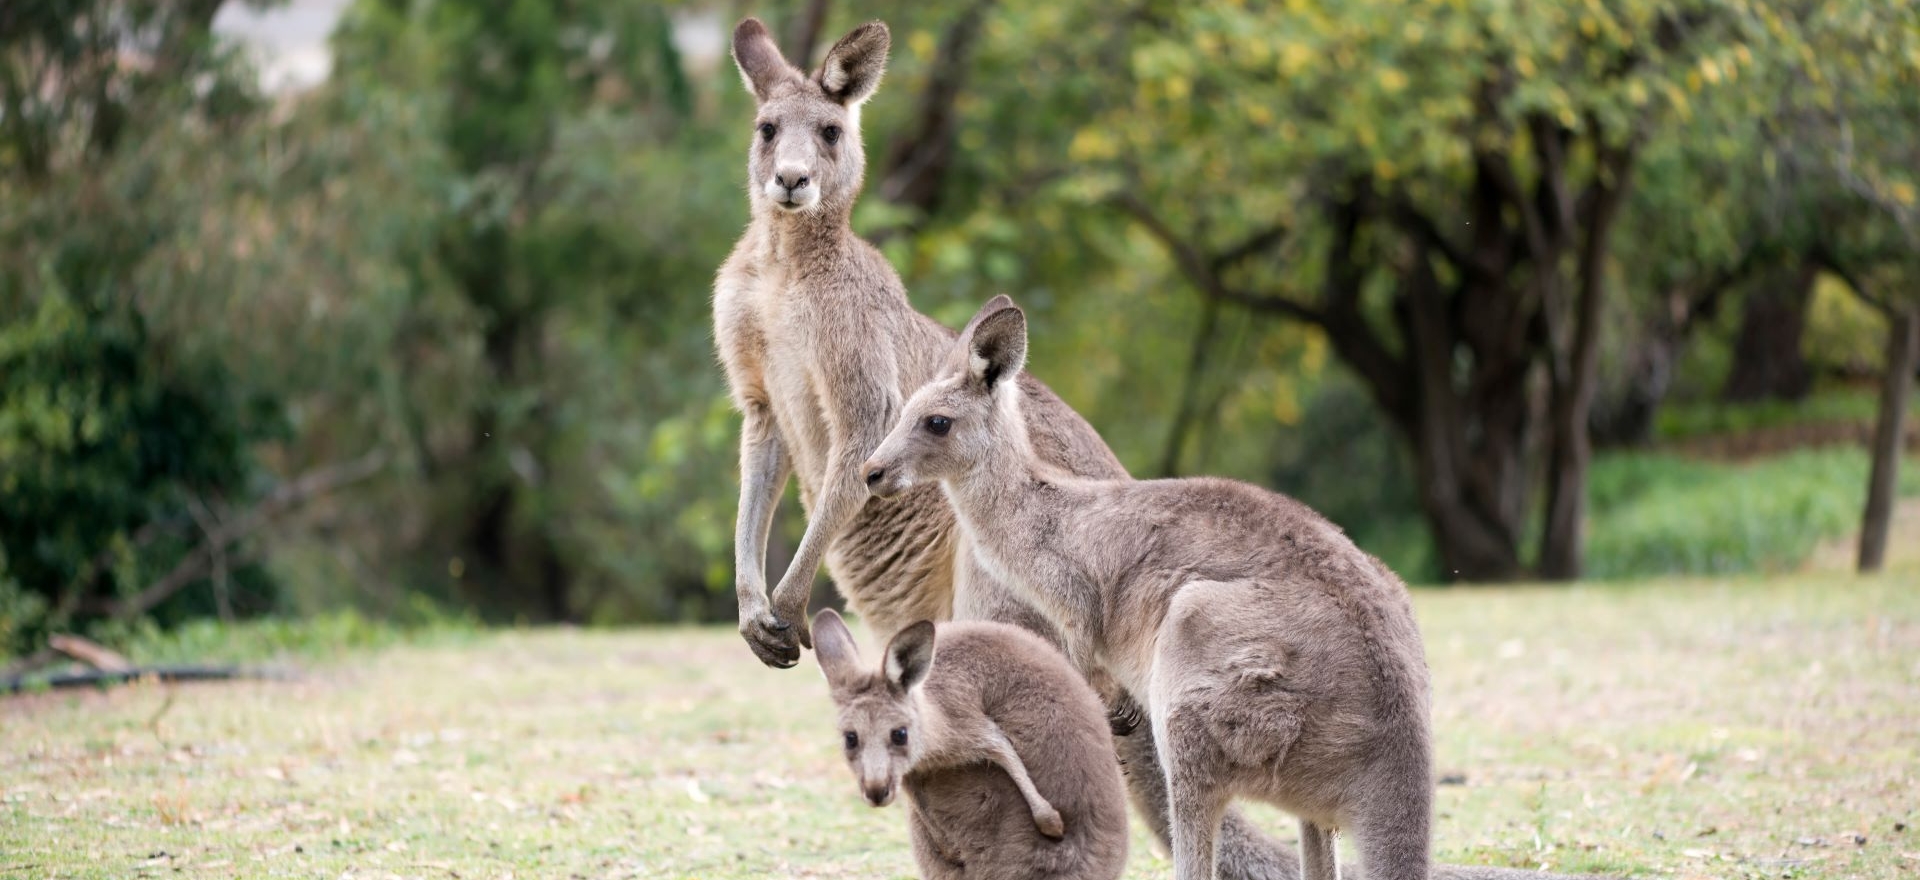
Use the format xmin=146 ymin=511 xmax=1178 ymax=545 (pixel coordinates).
xmin=1033 ymin=802 xmax=1065 ymax=839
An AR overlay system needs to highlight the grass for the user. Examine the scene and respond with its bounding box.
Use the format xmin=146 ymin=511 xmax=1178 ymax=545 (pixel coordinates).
xmin=4 ymin=573 xmax=1918 ymax=879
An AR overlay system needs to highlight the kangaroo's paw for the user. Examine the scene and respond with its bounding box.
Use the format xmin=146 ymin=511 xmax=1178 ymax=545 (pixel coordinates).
xmin=740 ymin=612 xmax=803 ymax=668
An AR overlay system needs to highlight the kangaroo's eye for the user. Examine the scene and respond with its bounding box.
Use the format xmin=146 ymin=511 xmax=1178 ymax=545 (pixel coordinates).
xmin=890 ymin=727 xmax=908 ymax=747
xmin=758 ymin=123 xmax=776 ymax=142
xmin=924 ymin=415 xmax=952 ymax=436
xmin=844 ymin=731 xmax=859 ymax=750
xmin=822 ymin=125 xmax=841 ymax=145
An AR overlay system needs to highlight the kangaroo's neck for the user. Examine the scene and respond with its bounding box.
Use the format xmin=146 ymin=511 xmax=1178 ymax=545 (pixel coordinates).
xmin=907 ymin=686 xmax=961 ymax=769
xmin=941 ymin=400 xmax=1058 ymax=580
xmin=753 ymin=203 xmax=856 ymax=265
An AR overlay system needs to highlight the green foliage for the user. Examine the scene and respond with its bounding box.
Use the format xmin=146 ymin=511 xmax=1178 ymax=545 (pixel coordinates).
xmin=0 ymin=4 xmax=293 ymax=655
xmin=1804 ymin=274 xmax=1895 ymax=374
xmin=1585 ymin=449 xmax=1920 ymax=579
xmin=0 ymin=287 xmax=284 ymax=653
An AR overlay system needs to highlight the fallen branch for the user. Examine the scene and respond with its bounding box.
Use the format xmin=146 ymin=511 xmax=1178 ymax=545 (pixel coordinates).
xmin=48 ymin=634 xmax=132 ymax=671
xmin=95 ymin=450 xmax=388 ymax=620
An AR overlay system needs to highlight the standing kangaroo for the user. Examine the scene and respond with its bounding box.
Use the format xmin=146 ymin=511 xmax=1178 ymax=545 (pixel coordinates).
xmin=717 ymin=15 xmax=1599 ymax=880
xmin=813 ymin=609 xmax=1129 ymax=880
xmin=862 ymin=298 xmax=1435 ymax=880
xmin=715 ymin=17 xmax=1318 ymax=879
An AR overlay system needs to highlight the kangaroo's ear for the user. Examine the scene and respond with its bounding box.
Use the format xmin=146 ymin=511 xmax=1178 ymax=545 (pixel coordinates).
xmin=883 ymin=620 xmax=937 ymax=692
xmin=816 ymin=21 xmax=889 ymax=106
xmin=964 ymin=304 xmax=1028 ymax=393
xmin=733 ymin=18 xmax=797 ymax=102
xmin=957 ymin=294 xmax=1016 ymax=339
xmin=812 ymin=609 xmax=863 ymax=688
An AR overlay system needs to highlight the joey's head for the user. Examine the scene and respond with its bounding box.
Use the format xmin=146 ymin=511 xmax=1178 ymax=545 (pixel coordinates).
xmin=862 ymin=295 xmax=1029 ymax=498
xmin=731 ymin=18 xmax=888 ymax=217
xmin=813 ymin=609 xmax=936 ymax=809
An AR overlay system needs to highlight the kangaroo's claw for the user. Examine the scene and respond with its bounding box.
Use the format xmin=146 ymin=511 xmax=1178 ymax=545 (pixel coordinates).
xmin=1107 ymin=693 xmax=1144 ymax=736
xmin=741 ymin=612 xmax=803 ymax=668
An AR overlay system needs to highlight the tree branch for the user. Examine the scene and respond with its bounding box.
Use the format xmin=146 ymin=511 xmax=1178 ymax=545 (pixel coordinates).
xmin=1210 ymin=222 xmax=1292 ymax=272
xmin=1113 ymin=191 xmax=1325 ymax=324
xmin=1813 ymin=241 xmax=1889 ymax=313
xmin=96 ymin=452 xmax=390 ymax=620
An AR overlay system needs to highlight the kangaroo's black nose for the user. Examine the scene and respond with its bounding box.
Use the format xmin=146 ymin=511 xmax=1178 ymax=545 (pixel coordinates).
xmin=864 ymin=466 xmax=885 ymax=487
xmin=865 ymin=785 xmax=889 ymax=806
xmin=776 ymin=173 xmax=809 ymax=191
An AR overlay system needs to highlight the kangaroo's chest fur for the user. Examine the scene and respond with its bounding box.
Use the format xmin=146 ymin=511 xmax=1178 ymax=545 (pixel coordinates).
xmin=714 ymin=222 xmax=955 ymax=631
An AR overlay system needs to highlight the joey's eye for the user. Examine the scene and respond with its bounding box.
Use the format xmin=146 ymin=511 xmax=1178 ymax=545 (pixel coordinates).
xmin=924 ymin=415 xmax=952 ymax=436
xmin=822 ymin=125 xmax=842 ymax=145
xmin=844 ymin=731 xmax=859 ymax=750
xmin=890 ymin=727 xmax=908 ymax=747
xmin=758 ymin=123 xmax=776 ymax=142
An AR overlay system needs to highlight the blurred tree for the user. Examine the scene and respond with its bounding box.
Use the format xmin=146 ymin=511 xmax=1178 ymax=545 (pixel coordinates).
xmin=0 ymin=1 xmax=288 ymax=653
xmin=1020 ymin=0 xmax=1784 ymax=580
xmin=1753 ymin=1 xmax=1920 ymax=571
xmin=326 ymin=0 xmax=747 ymax=621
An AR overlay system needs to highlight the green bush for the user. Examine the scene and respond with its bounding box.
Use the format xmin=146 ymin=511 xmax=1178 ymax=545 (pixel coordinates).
xmin=1653 ymin=387 xmax=1895 ymax=441
xmin=1585 ymin=448 xmax=1920 ymax=579
xmin=0 ymin=288 xmax=285 ymax=656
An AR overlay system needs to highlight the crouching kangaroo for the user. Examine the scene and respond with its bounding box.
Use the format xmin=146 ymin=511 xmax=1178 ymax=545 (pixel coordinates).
xmin=863 ymin=299 xmax=1435 ymax=880
xmin=813 ymin=610 xmax=1129 ymax=880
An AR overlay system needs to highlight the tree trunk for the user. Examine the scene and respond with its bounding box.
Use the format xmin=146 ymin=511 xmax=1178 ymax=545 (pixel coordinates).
xmin=1858 ymin=306 xmax=1917 ymax=572
xmin=1158 ymin=295 xmax=1221 ymax=477
xmin=781 ymin=0 xmax=831 ymax=68
xmin=1538 ymin=152 xmax=1630 ymax=581
xmin=877 ymin=0 xmax=995 ymax=219
xmin=1721 ymin=260 xmax=1817 ymax=402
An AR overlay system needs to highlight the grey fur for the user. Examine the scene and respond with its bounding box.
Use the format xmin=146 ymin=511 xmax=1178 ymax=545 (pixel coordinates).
xmin=815 ymin=610 xmax=1129 ymax=880
xmin=864 ymin=300 xmax=1435 ymax=880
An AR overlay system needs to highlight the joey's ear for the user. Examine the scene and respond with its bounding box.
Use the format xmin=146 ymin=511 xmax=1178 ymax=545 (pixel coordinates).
xmin=964 ymin=304 xmax=1027 ymax=393
xmin=732 ymin=18 xmax=797 ymax=102
xmin=816 ymin=21 xmax=889 ymax=106
xmin=957 ymin=294 xmax=1016 ymax=339
xmin=813 ymin=609 xmax=863 ymax=688
xmin=882 ymin=620 xmax=936 ymax=692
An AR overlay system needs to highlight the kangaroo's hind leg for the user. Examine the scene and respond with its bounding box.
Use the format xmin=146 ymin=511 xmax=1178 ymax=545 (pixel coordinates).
xmin=1159 ymin=735 xmax=1232 ymax=880
xmin=1347 ymin=755 xmax=1433 ymax=880
xmin=1299 ymin=819 xmax=1339 ymax=880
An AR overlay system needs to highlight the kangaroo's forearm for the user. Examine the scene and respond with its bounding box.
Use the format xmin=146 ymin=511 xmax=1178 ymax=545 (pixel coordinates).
xmin=733 ymin=410 xmax=791 ymax=613
xmin=768 ymin=446 xmax=868 ymax=615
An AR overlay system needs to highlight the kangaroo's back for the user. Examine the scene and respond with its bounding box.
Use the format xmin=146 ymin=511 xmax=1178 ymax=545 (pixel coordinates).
xmin=908 ymin=621 xmax=1129 ymax=880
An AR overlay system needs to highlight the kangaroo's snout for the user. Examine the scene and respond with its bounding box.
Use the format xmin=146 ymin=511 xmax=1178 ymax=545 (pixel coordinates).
xmin=861 ymin=458 xmax=902 ymax=497
xmin=761 ymin=161 xmax=821 ymax=210
xmin=864 ymin=782 xmax=893 ymax=806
